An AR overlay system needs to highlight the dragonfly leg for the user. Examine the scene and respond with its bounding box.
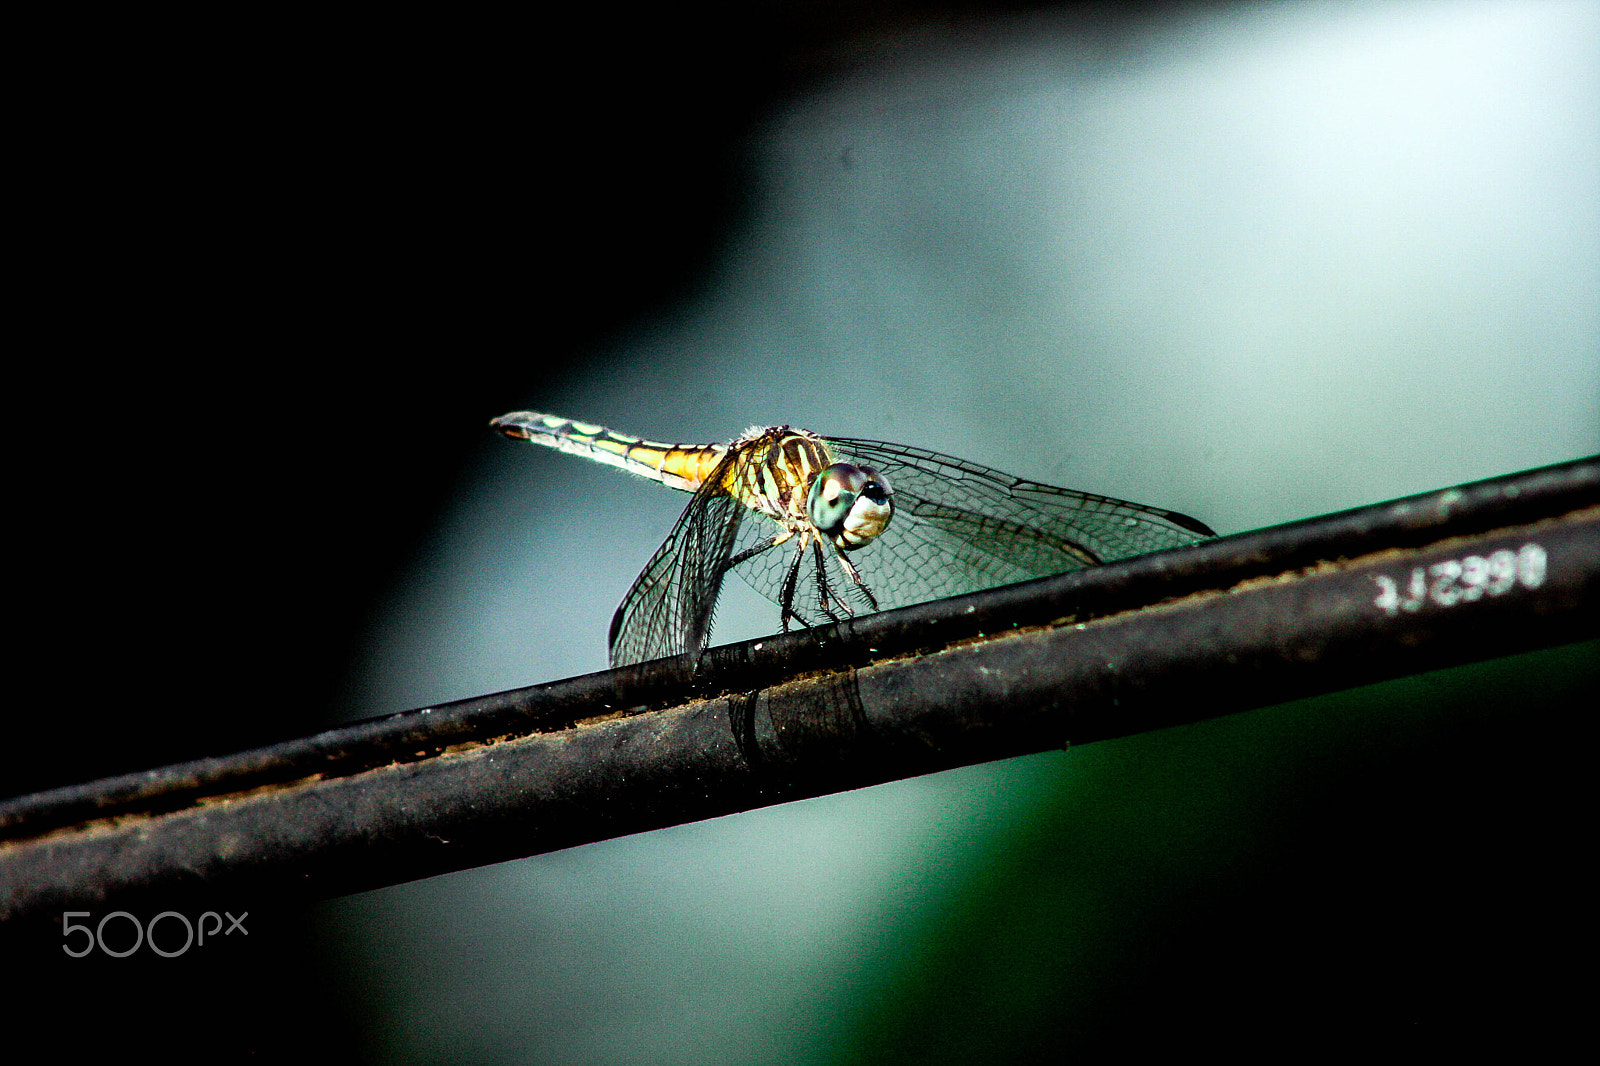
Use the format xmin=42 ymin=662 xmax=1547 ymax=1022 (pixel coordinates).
xmin=832 ymin=547 xmax=881 ymax=612
xmin=727 ymin=532 xmax=783 ymax=570
xmin=810 ymin=539 xmax=854 ymax=622
xmin=777 ymin=537 xmax=807 ymax=631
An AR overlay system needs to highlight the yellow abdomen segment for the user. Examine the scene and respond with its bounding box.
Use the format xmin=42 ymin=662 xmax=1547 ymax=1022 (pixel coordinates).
xmin=490 ymin=411 xmax=727 ymax=493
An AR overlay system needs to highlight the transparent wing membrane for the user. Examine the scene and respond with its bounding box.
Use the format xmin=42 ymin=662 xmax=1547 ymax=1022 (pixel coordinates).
xmin=815 ymin=436 xmax=1214 ymax=609
xmin=607 ymin=454 xmax=750 ymax=667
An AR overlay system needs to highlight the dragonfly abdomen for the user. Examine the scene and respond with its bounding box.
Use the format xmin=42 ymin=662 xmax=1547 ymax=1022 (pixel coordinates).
xmin=491 ymin=411 xmax=726 ymax=493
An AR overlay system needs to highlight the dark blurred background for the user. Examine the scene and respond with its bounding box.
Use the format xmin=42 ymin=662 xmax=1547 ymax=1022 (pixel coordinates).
xmin=13 ymin=1 xmax=1597 ymax=1061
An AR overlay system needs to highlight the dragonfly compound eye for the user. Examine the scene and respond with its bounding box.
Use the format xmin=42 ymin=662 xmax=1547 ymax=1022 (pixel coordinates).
xmin=809 ymin=463 xmax=894 ymax=550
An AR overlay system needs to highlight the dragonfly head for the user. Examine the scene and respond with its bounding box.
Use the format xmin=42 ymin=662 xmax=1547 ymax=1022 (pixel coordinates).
xmin=807 ymin=463 xmax=894 ymax=551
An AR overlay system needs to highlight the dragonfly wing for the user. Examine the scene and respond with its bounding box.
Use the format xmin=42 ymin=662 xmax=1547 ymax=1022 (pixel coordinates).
xmin=608 ymin=461 xmax=748 ymax=668
xmin=821 ymin=437 xmax=1215 ymax=611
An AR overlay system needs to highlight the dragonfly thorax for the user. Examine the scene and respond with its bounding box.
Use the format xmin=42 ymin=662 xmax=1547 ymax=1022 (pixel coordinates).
xmin=720 ymin=427 xmax=837 ymax=526
xmin=807 ymin=462 xmax=895 ymax=551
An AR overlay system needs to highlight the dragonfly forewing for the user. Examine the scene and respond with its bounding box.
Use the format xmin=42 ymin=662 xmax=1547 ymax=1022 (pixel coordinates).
xmin=816 ymin=437 xmax=1215 ymax=612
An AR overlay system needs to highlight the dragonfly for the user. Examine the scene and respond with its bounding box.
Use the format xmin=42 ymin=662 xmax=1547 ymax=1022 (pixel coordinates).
xmin=491 ymin=411 xmax=1216 ymax=668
